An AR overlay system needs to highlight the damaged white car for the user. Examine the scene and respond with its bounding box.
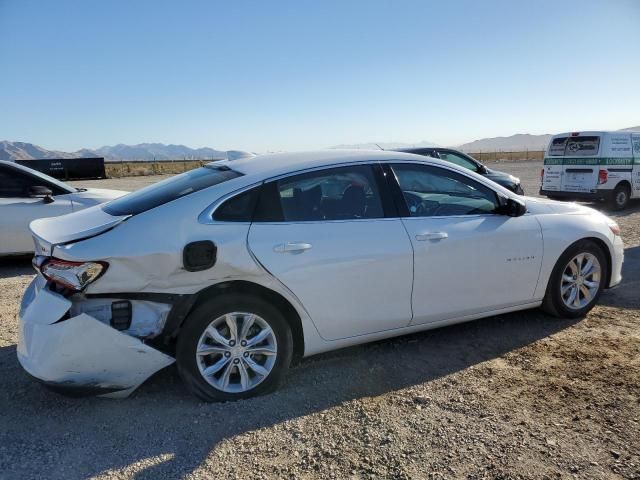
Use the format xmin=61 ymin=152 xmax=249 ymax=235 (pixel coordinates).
xmin=18 ymin=151 xmax=624 ymax=401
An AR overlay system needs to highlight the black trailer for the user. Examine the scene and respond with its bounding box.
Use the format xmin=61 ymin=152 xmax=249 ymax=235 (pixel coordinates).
xmin=15 ymin=158 xmax=106 ymax=180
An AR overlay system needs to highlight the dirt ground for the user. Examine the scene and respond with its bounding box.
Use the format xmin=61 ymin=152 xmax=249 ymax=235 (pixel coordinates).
xmin=1 ymin=160 xmax=639 ymax=479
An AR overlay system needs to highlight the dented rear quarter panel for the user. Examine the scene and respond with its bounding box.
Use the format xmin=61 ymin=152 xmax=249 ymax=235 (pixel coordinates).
xmin=50 ymin=183 xmax=325 ymax=357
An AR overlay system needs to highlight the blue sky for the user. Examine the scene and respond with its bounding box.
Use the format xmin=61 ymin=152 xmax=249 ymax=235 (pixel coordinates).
xmin=1 ymin=0 xmax=638 ymax=152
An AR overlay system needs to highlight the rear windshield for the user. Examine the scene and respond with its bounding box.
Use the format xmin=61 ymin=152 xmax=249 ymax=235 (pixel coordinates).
xmin=549 ymin=135 xmax=600 ymax=156
xmin=565 ymin=136 xmax=600 ymax=156
xmin=102 ymin=165 xmax=242 ymax=216
xmin=548 ymin=137 xmax=568 ymax=156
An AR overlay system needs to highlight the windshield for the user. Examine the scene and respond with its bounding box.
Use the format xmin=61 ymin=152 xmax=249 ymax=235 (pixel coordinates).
xmin=10 ymin=162 xmax=76 ymax=193
xmin=102 ymin=165 xmax=243 ymax=216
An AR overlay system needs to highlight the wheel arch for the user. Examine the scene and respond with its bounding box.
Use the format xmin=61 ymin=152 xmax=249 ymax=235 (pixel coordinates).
xmin=614 ymin=179 xmax=632 ymax=191
xmin=584 ymin=237 xmax=613 ymax=288
xmin=574 ymin=236 xmax=613 ymax=289
xmin=174 ymin=280 xmax=305 ymax=362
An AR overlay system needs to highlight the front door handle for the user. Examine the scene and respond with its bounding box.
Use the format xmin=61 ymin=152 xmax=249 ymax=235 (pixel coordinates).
xmin=415 ymin=232 xmax=448 ymax=241
xmin=273 ymin=242 xmax=313 ymax=253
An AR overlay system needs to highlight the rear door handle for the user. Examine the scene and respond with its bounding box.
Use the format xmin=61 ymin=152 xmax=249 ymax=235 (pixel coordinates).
xmin=415 ymin=232 xmax=448 ymax=241
xmin=273 ymin=242 xmax=313 ymax=253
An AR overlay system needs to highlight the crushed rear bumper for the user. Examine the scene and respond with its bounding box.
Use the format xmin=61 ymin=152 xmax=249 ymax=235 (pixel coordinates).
xmin=17 ymin=278 xmax=175 ymax=398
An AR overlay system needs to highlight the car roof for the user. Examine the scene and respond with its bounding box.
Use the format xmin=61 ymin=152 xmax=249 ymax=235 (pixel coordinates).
xmin=394 ymin=147 xmax=466 ymax=155
xmin=394 ymin=147 xmax=437 ymax=154
xmin=205 ymin=149 xmax=520 ymax=197
xmin=209 ymin=149 xmax=446 ymax=179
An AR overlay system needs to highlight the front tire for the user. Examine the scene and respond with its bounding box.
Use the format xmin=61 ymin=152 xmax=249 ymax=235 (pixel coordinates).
xmin=176 ymin=294 xmax=293 ymax=402
xmin=541 ymin=240 xmax=607 ymax=318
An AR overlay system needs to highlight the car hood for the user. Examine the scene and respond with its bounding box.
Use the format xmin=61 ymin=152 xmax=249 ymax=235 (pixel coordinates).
xmin=69 ymin=187 xmax=128 ymax=208
xmin=30 ymin=206 xmax=129 ymax=256
xmin=484 ymin=168 xmax=520 ymax=186
xmin=522 ymin=196 xmax=600 ymax=216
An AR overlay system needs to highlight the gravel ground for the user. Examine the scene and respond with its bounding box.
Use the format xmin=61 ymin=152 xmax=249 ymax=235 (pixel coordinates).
xmin=1 ymin=160 xmax=639 ymax=479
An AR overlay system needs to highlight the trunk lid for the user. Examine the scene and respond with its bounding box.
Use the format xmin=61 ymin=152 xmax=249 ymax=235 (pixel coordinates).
xmin=30 ymin=205 xmax=129 ymax=256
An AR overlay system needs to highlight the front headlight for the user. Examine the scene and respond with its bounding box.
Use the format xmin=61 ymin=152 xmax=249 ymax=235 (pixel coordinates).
xmin=39 ymin=258 xmax=108 ymax=292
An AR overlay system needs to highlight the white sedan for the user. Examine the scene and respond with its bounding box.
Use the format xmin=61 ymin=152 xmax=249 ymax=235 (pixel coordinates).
xmin=17 ymin=151 xmax=624 ymax=400
xmin=0 ymin=160 xmax=126 ymax=255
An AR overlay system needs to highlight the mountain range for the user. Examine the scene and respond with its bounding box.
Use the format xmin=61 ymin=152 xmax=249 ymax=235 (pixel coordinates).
xmin=2 ymin=126 xmax=638 ymax=161
xmin=333 ymin=126 xmax=640 ymax=153
xmin=456 ymin=133 xmax=553 ymax=152
xmin=0 ymin=141 xmax=227 ymax=161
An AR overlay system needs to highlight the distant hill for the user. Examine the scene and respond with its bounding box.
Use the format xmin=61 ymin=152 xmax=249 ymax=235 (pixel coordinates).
xmin=333 ymin=125 xmax=639 ymax=154
xmin=3 ymin=125 xmax=638 ymax=161
xmin=456 ymin=133 xmax=553 ymax=152
xmin=458 ymin=125 xmax=640 ymax=152
xmin=92 ymin=143 xmax=226 ymax=161
xmin=0 ymin=141 xmax=227 ymax=161
xmin=331 ymin=141 xmax=439 ymax=150
xmin=0 ymin=141 xmax=80 ymax=160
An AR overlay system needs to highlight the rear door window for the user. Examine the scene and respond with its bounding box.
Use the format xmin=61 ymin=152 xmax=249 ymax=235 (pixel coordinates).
xmin=257 ymin=165 xmax=385 ymax=222
xmin=565 ymin=136 xmax=600 ymax=156
xmin=548 ymin=137 xmax=568 ymax=156
xmin=103 ymin=165 xmax=242 ymax=216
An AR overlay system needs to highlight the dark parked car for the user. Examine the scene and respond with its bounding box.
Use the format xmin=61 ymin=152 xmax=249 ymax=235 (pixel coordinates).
xmin=396 ymin=148 xmax=524 ymax=195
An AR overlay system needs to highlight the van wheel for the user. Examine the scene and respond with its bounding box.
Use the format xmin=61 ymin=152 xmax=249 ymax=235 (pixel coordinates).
xmin=610 ymin=183 xmax=630 ymax=210
xmin=176 ymin=294 xmax=293 ymax=402
xmin=541 ymin=240 xmax=607 ymax=318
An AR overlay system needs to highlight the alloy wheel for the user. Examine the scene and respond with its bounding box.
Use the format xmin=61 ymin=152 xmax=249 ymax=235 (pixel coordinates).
xmin=196 ymin=312 xmax=277 ymax=393
xmin=560 ymin=253 xmax=601 ymax=310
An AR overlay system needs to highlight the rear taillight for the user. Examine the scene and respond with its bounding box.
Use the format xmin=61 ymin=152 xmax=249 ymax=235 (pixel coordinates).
xmin=39 ymin=258 xmax=108 ymax=292
xmin=540 ymin=168 xmax=544 ymax=184
xmin=598 ymin=169 xmax=608 ymax=185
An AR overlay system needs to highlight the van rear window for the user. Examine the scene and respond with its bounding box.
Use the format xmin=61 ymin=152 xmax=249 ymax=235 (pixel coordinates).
xmin=102 ymin=165 xmax=242 ymax=216
xmin=548 ymin=136 xmax=600 ymax=156
xmin=548 ymin=137 xmax=568 ymax=156
xmin=565 ymin=136 xmax=600 ymax=156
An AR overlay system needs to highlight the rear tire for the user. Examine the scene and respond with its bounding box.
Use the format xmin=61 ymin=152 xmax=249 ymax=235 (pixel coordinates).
xmin=609 ymin=183 xmax=630 ymax=210
xmin=176 ymin=294 xmax=293 ymax=402
xmin=541 ymin=240 xmax=607 ymax=318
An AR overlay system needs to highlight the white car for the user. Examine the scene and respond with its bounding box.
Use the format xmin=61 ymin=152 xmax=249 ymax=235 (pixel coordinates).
xmin=17 ymin=151 xmax=624 ymax=401
xmin=0 ymin=160 xmax=127 ymax=255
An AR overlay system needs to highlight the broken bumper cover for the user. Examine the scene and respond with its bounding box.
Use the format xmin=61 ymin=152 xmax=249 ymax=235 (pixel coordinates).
xmin=17 ymin=277 xmax=175 ymax=398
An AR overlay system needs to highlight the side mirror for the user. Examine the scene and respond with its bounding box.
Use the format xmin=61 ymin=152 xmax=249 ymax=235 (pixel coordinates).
xmin=28 ymin=185 xmax=55 ymax=204
xmin=498 ymin=196 xmax=526 ymax=217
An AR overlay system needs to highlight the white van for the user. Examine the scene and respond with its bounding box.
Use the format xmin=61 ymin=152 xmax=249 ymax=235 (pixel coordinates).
xmin=540 ymin=131 xmax=640 ymax=209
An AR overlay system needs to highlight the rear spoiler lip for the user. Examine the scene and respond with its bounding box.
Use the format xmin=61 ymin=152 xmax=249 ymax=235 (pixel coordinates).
xmin=30 ymin=213 xmax=130 ymax=256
